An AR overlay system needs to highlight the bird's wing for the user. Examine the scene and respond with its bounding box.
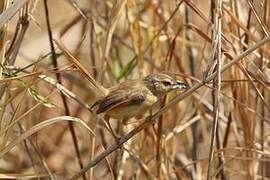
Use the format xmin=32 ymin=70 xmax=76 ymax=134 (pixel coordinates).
xmin=95 ymin=89 xmax=146 ymax=114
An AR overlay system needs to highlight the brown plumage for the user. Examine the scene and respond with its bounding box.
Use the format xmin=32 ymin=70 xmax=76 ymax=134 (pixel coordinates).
xmin=92 ymin=73 xmax=188 ymax=121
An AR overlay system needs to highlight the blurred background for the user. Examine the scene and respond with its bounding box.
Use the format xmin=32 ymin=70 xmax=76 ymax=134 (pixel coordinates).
xmin=0 ymin=0 xmax=270 ymax=179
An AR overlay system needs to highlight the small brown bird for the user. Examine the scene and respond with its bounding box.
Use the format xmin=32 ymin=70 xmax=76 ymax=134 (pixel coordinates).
xmin=92 ymin=73 xmax=188 ymax=124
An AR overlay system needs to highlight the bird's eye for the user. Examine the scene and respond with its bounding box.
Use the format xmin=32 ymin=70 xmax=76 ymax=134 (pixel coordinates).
xmin=162 ymin=81 xmax=171 ymax=86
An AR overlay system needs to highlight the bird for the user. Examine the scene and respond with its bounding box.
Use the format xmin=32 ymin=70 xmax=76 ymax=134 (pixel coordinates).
xmin=55 ymin=41 xmax=188 ymax=136
xmin=91 ymin=73 xmax=188 ymax=127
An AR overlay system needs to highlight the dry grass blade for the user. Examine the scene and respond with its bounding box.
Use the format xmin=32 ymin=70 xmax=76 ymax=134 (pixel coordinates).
xmin=0 ymin=116 xmax=94 ymax=157
xmin=165 ymin=115 xmax=200 ymax=141
xmin=104 ymin=0 xmax=127 ymax=59
xmin=0 ymin=0 xmax=29 ymax=28
xmin=247 ymin=0 xmax=270 ymax=36
xmin=0 ymin=71 xmax=43 ymax=83
xmin=223 ymin=7 xmax=257 ymax=42
xmin=0 ymin=173 xmax=50 ymax=179
xmin=184 ymin=0 xmax=211 ymax=25
xmin=2 ymin=1 xmax=270 ymax=179
xmin=38 ymin=74 xmax=92 ymax=110
xmin=54 ymin=40 xmax=108 ymax=96
xmin=206 ymin=0 xmax=223 ymax=179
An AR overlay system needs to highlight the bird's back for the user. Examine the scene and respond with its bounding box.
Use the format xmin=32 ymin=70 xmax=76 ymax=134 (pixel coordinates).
xmin=93 ymin=79 xmax=157 ymax=119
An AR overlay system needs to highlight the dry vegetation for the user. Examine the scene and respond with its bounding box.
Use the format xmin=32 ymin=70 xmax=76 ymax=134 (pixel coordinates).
xmin=0 ymin=0 xmax=270 ymax=179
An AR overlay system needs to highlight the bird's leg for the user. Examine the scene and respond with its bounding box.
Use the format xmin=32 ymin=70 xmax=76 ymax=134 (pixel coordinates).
xmin=125 ymin=110 xmax=153 ymax=125
xmin=122 ymin=118 xmax=129 ymax=126
xmin=104 ymin=115 xmax=119 ymax=140
xmin=149 ymin=109 xmax=153 ymax=120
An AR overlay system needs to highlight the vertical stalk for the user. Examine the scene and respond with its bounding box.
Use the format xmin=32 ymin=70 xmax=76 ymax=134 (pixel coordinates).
xmin=207 ymin=0 xmax=223 ymax=179
xmin=43 ymin=1 xmax=87 ymax=179
xmin=0 ymin=0 xmax=9 ymax=146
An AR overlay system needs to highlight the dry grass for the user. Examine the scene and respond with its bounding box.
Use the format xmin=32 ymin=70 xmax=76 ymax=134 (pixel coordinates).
xmin=0 ymin=0 xmax=270 ymax=179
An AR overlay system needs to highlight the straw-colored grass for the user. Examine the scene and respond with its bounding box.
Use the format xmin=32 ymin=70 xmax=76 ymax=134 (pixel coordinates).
xmin=0 ymin=0 xmax=269 ymax=179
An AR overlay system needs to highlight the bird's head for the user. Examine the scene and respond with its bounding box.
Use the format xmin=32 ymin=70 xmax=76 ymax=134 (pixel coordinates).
xmin=143 ymin=73 xmax=188 ymax=96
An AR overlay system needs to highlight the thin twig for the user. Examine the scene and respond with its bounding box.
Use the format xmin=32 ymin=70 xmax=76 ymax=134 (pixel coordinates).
xmin=43 ymin=1 xmax=87 ymax=180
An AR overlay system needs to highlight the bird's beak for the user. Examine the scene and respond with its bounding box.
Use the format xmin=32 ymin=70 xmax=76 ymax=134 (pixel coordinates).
xmin=173 ymin=81 xmax=188 ymax=90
